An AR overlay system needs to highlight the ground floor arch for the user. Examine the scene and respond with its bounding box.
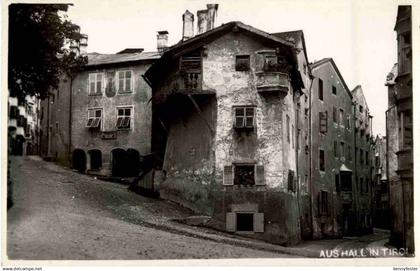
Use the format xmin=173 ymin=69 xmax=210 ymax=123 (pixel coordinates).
xmin=72 ymin=149 xmax=86 ymax=173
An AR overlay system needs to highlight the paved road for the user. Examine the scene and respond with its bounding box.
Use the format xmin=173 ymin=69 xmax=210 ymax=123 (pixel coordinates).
xmin=7 ymin=156 xmax=288 ymax=260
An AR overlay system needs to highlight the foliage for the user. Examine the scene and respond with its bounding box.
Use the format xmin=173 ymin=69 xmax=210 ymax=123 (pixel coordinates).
xmin=8 ymin=4 xmax=87 ymax=99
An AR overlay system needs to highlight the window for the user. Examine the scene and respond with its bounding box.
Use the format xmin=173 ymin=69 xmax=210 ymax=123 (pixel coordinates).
xmin=365 ymin=177 xmax=369 ymax=193
xmin=359 ymin=105 xmax=363 ymax=113
xmin=319 ymin=111 xmax=328 ymax=134
xmin=236 ymin=213 xmax=254 ymax=231
xmin=340 ymin=142 xmax=345 ymax=158
xmin=335 ymin=174 xmax=340 ymax=192
xmin=319 ymin=149 xmax=325 ymax=171
xmin=341 ymin=175 xmax=352 ymax=191
xmin=347 ymin=145 xmax=352 ymax=161
xmin=292 ymin=125 xmax=295 ymax=148
xmin=366 ymin=151 xmax=369 ymax=165
xmin=55 ymin=122 xmax=59 ymax=134
xmin=339 ymin=109 xmax=344 ymax=126
xmin=360 ymin=149 xmax=364 ymax=165
xmin=89 ymin=73 xmax=104 ymax=95
xmin=319 ymin=191 xmax=329 ymax=215
xmin=333 ymin=107 xmax=337 ymax=123
xmin=116 ymin=107 xmax=132 ymax=129
xmin=286 ymin=115 xmax=290 ymax=142
xmin=263 ymin=55 xmax=278 ymax=71
xmin=235 ymin=55 xmax=250 ymax=71
xmin=346 ymin=114 xmax=350 ymax=129
xmin=318 ymin=78 xmax=324 ymax=101
xmin=234 ymin=164 xmax=255 ymax=185
xmin=334 ymin=141 xmax=338 ymax=157
xmin=86 ymin=108 xmax=102 ymax=129
xmin=180 ymin=50 xmax=202 ymax=89
xmin=25 ymin=124 xmax=31 ymax=137
xmin=332 ymin=86 xmax=337 ymax=95
xmin=360 ymin=177 xmax=364 ymax=193
xmin=287 ymin=169 xmax=296 ymax=192
xmin=234 ymin=107 xmax=255 ymax=129
xmin=117 ymin=70 xmax=133 ymax=93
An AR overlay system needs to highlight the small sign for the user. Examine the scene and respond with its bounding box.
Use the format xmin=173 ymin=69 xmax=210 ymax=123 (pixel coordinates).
xmin=101 ymin=131 xmax=117 ymax=140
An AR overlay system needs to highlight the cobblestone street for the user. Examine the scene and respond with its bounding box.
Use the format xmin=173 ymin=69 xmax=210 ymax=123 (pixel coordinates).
xmin=7 ymin=156 xmax=289 ymax=260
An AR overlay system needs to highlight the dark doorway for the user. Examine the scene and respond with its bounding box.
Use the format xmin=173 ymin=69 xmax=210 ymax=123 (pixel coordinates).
xmin=126 ymin=148 xmax=140 ymax=176
xmin=72 ymin=149 xmax=86 ymax=173
xmin=111 ymin=148 xmax=127 ymax=177
xmin=88 ymin=149 xmax=102 ymax=170
xmin=236 ymin=213 xmax=254 ymax=231
xmin=13 ymin=135 xmax=25 ymax=155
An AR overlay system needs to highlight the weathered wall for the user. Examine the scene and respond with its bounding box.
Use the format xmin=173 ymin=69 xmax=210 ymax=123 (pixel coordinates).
xmin=39 ymin=76 xmax=71 ymax=166
xmin=311 ymin=61 xmax=354 ymax=238
xmin=71 ymin=62 xmax=152 ymax=174
xmin=352 ymin=86 xmax=373 ymax=234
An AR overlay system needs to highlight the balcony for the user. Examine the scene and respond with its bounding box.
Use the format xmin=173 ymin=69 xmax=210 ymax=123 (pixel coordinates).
xmin=255 ymin=71 xmax=289 ymax=94
xmin=18 ymin=105 xmax=27 ymax=118
xmin=8 ymin=119 xmax=17 ymax=131
xmin=178 ymin=72 xmax=202 ymax=91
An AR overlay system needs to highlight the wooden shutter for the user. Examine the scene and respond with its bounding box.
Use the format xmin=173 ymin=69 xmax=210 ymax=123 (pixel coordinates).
xmin=319 ymin=111 xmax=328 ymax=133
xmin=254 ymin=213 xmax=264 ymax=233
xmin=255 ymin=165 xmax=265 ymax=186
xmin=226 ymin=212 xmax=236 ymax=232
xmin=223 ymin=165 xmax=233 ymax=185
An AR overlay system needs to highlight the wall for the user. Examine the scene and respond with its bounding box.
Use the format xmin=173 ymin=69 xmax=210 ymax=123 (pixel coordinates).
xmin=311 ymin=61 xmax=354 ymax=238
xmin=71 ymin=62 xmax=153 ymax=175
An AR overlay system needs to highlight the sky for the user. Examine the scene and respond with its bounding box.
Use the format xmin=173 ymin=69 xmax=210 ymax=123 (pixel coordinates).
xmin=66 ymin=0 xmax=404 ymax=136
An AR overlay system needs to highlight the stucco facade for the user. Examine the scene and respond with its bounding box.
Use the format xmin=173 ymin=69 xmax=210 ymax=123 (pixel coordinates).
xmin=146 ymin=21 xmax=308 ymax=245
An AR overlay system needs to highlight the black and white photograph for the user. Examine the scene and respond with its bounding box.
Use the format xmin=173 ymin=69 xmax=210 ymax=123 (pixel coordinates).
xmin=2 ymin=0 xmax=418 ymax=267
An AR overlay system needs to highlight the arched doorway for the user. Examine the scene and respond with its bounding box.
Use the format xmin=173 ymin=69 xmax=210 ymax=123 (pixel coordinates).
xmin=126 ymin=148 xmax=141 ymax=176
xmin=88 ymin=149 xmax=102 ymax=170
xmin=72 ymin=149 xmax=86 ymax=173
xmin=111 ymin=148 xmax=127 ymax=177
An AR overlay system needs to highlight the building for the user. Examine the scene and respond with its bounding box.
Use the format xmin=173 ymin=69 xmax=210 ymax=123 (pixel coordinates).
xmin=351 ymin=85 xmax=374 ymax=235
xmin=40 ymin=34 xmax=161 ymax=178
xmin=309 ymin=58 xmax=355 ymax=238
xmin=9 ymin=94 xmax=40 ymax=156
xmin=372 ymin=135 xmax=389 ymax=229
xmin=387 ymin=5 xmax=413 ymax=253
xmin=145 ymin=4 xmax=314 ymax=245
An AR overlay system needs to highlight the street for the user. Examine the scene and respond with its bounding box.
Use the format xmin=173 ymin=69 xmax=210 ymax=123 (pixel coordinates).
xmin=7 ymin=156 xmax=288 ymax=260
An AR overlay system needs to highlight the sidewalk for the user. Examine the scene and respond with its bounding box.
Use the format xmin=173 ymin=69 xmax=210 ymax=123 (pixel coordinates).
xmin=28 ymin=156 xmax=392 ymax=258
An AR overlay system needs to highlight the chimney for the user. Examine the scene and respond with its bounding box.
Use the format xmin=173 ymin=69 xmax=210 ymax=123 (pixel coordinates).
xmin=157 ymin=31 xmax=169 ymax=54
xmin=206 ymin=4 xmax=218 ymax=31
xmin=197 ymin=9 xmax=208 ymax=34
xmin=79 ymin=34 xmax=88 ymax=56
xmin=182 ymin=10 xmax=194 ymax=41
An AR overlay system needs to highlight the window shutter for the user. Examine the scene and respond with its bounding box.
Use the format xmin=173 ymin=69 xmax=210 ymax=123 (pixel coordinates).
xmin=319 ymin=111 xmax=328 ymax=133
xmin=255 ymin=165 xmax=265 ymax=185
xmin=223 ymin=165 xmax=233 ymax=185
xmin=226 ymin=212 xmax=236 ymax=232
xmin=253 ymin=213 xmax=264 ymax=233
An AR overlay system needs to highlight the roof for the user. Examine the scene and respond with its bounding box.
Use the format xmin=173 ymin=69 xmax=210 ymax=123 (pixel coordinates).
xmin=351 ymin=85 xmax=370 ymax=112
xmin=272 ymin=30 xmax=310 ymax=69
xmin=145 ymin=21 xmax=298 ymax=85
xmin=117 ymin=48 xmax=144 ymax=54
xmin=86 ymin=51 xmax=160 ymax=67
xmin=340 ymin=164 xmax=352 ymax=172
xmin=310 ymin=58 xmax=352 ymax=98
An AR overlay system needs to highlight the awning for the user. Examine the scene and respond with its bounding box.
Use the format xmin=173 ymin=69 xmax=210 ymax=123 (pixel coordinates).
xmin=339 ymin=164 xmax=352 ymax=172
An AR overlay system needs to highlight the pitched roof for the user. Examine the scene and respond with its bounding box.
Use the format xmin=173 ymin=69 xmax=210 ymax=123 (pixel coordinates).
xmin=145 ymin=21 xmax=297 ymax=84
xmin=310 ymin=58 xmax=352 ymax=98
xmin=86 ymin=51 xmax=160 ymax=67
xmin=271 ymin=30 xmax=310 ymax=67
xmin=351 ymin=85 xmax=370 ymax=112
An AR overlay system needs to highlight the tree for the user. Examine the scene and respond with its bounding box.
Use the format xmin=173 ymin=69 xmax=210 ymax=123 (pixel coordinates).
xmin=8 ymin=4 xmax=87 ymax=99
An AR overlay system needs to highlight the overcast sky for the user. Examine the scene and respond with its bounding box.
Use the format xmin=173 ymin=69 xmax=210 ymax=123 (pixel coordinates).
xmin=66 ymin=0 xmax=403 ymax=136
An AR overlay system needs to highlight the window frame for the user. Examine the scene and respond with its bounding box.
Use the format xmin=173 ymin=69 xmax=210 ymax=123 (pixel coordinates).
xmin=318 ymin=78 xmax=324 ymax=101
xmin=235 ymin=55 xmax=250 ymax=71
xmin=319 ymin=149 xmax=325 ymax=172
xmin=86 ymin=107 xmax=103 ymax=130
xmin=116 ymin=105 xmax=134 ymax=130
xmin=116 ymin=70 xmax=134 ymax=94
xmin=233 ymin=163 xmax=256 ymax=186
xmin=233 ymin=106 xmax=256 ymax=130
xmin=88 ymin=72 xmax=104 ymax=96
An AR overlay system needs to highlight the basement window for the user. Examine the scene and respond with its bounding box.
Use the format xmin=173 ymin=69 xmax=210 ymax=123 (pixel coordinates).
xmin=236 ymin=213 xmax=254 ymax=232
xmin=234 ymin=164 xmax=255 ymax=185
xmin=234 ymin=106 xmax=255 ymax=129
xmin=116 ymin=107 xmax=132 ymax=129
xmin=235 ymin=55 xmax=250 ymax=71
xmin=86 ymin=108 xmax=102 ymax=129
